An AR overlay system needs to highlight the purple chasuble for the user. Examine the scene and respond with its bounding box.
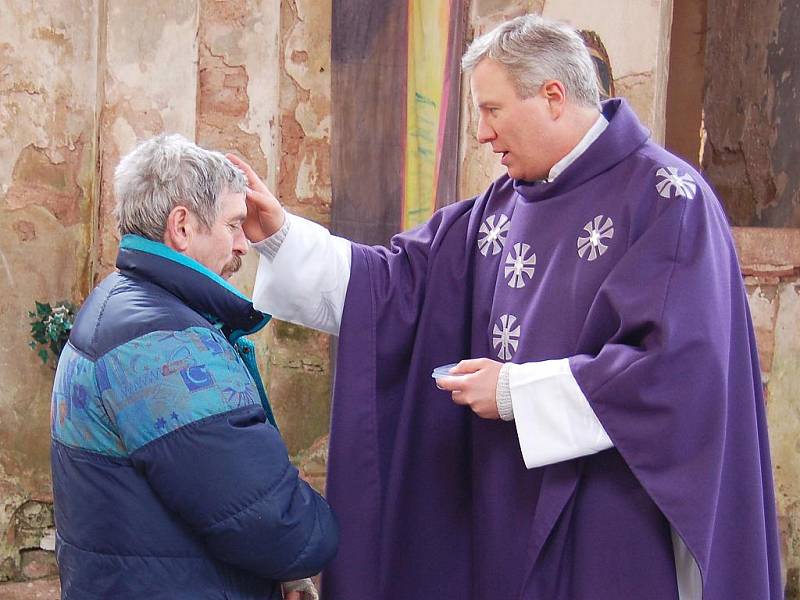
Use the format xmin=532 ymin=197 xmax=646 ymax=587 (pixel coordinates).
xmin=324 ymin=99 xmax=782 ymax=599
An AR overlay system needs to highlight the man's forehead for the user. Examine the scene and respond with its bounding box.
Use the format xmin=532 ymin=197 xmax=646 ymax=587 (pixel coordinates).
xmin=219 ymin=189 xmax=247 ymax=218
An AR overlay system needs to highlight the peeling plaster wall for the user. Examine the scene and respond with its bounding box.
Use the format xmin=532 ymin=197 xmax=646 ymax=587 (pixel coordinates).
xmin=459 ymin=0 xmax=674 ymax=199
xmin=735 ymin=228 xmax=800 ymax=598
xmin=192 ymin=0 xmax=334 ymax=458
xmin=194 ymin=0 xmax=281 ymax=456
xmin=269 ymin=0 xmax=334 ymax=458
xmin=702 ymin=0 xmax=800 ymax=227
xmin=95 ymin=1 xmax=200 ymax=280
xmin=0 ymin=0 xmax=98 ymax=580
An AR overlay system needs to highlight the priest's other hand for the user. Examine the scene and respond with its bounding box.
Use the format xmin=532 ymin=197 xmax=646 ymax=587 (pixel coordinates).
xmin=226 ymin=154 xmax=286 ymax=242
xmin=437 ymin=358 xmax=502 ymax=419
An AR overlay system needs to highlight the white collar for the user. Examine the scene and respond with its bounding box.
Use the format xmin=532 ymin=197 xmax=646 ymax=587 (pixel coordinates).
xmin=546 ymin=113 xmax=609 ymax=182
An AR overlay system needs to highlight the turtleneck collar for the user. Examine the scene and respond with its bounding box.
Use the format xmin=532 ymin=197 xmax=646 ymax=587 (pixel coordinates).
xmin=546 ymin=112 xmax=608 ymax=182
xmin=513 ymin=98 xmax=650 ymax=203
xmin=116 ymin=235 xmax=270 ymax=342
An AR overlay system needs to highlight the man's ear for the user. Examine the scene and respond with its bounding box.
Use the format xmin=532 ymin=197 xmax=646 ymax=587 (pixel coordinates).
xmin=163 ymin=205 xmax=193 ymax=252
xmin=542 ymin=80 xmax=567 ymax=118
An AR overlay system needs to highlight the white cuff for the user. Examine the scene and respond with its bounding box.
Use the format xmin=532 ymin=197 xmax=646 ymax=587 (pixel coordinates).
xmin=509 ymin=358 xmax=613 ymax=469
xmin=252 ymin=212 xmax=290 ymax=261
xmin=496 ymin=362 xmax=514 ymax=421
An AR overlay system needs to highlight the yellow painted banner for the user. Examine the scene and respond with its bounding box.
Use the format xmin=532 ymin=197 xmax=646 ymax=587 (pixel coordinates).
xmin=402 ymin=0 xmax=452 ymax=230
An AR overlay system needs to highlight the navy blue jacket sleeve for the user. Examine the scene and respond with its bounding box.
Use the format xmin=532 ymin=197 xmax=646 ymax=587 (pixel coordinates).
xmin=96 ymin=327 xmax=339 ymax=580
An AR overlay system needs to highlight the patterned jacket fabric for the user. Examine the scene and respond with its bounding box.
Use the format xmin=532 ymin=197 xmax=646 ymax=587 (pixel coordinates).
xmin=51 ymin=235 xmax=338 ymax=600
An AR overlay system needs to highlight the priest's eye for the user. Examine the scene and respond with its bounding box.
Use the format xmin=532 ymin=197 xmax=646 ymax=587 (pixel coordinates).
xmin=489 ymin=108 xmax=499 ymax=116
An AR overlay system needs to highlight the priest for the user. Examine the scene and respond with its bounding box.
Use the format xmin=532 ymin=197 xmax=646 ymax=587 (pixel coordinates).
xmin=231 ymin=14 xmax=781 ymax=600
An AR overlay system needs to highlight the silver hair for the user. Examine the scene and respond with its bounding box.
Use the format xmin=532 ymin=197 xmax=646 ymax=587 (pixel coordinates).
xmin=461 ymin=14 xmax=600 ymax=109
xmin=113 ymin=133 xmax=247 ymax=241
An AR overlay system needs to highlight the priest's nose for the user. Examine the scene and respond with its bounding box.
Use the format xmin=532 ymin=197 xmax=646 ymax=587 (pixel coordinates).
xmin=476 ymin=117 xmax=496 ymax=144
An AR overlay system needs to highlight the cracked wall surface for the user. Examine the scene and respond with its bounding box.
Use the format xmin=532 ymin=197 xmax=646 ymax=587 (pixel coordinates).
xmin=736 ymin=228 xmax=800 ymax=599
xmin=95 ymin=1 xmax=200 ymax=280
xmin=0 ymin=0 xmax=98 ymax=581
xmin=703 ymin=0 xmax=800 ymax=227
xmin=269 ymin=0 xmax=334 ymax=457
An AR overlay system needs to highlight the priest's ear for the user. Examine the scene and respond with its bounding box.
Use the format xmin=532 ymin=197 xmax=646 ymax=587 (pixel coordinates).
xmin=542 ymin=80 xmax=567 ymax=118
xmin=163 ymin=204 xmax=196 ymax=252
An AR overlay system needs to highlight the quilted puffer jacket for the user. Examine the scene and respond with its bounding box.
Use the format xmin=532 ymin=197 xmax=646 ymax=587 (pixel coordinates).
xmin=51 ymin=235 xmax=338 ymax=599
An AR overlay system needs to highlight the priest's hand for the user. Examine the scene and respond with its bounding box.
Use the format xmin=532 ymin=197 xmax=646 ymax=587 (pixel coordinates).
xmin=437 ymin=358 xmax=503 ymax=419
xmin=226 ymin=153 xmax=286 ymax=242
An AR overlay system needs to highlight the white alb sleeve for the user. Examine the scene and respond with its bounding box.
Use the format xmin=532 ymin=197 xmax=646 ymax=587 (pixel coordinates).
xmin=252 ymin=213 xmax=351 ymax=335
xmin=509 ymin=358 xmax=613 ymax=469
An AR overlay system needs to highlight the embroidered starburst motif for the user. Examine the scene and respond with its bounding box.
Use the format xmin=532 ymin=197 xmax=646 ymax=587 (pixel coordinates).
xmin=577 ymin=215 xmax=614 ymax=262
xmin=655 ymin=167 xmax=697 ymax=199
xmin=477 ymin=214 xmax=511 ymax=257
xmin=504 ymin=242 xmax=536 ymax=288
xmin=492 ymin=314 xmax=521 ymax=361
xmin=223 ymin=385 xmax=257 ymax=410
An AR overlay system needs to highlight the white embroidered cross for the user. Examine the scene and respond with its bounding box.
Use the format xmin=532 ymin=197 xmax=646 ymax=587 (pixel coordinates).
xmin=478 ymin=214 xmax=511 ymax=257
xmin=492 ymin=314 xmax=521 ymax=361
xmin=504 ymin=242 xmax=536 ymax=288
xmin=577 ymin=215 xmax=614 ymax=262
xmin=655 ymin=166 xmax=697 ymax=200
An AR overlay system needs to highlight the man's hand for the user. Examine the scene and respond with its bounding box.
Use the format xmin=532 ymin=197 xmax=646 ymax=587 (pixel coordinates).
xmin=436 ymin=358 xmax=503 ymax=419
xmin=226 ymin=154 xmax=285 ymax=242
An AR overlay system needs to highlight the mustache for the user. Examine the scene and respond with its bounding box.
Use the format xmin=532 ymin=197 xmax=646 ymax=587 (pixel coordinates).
xmin=222 ymin=255 xmax=242 ymax=278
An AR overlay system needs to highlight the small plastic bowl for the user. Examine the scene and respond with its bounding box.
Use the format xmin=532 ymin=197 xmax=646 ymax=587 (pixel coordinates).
xmin=431 ymin=363 xmax=467 ymax=380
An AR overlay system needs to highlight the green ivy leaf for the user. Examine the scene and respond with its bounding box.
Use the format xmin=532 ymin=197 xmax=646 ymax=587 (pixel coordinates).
xmin=29 ymin=299 xmax=77 ymax=364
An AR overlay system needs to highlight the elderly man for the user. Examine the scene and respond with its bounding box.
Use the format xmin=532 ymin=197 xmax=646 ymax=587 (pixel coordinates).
xmin=232 ymin=14 xmax=781 ymax=600
xmin=50 ymin=134 xmax=337 ymax=600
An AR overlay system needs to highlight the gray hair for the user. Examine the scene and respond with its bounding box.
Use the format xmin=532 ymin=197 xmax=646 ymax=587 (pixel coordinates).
xmin=113 ymin=134 xmax=247 ymax=241
xmin=461 ymin=14 xmax=600 ymax=109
